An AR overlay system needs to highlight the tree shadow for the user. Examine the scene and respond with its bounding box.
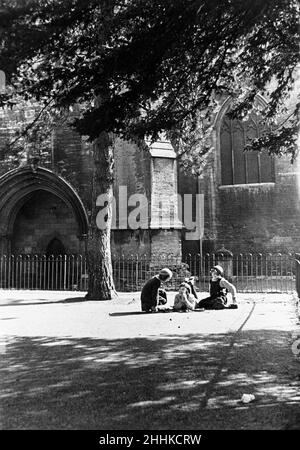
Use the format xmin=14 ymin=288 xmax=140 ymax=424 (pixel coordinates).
xmin=0 ymin=297 xmax=87 ymax=307
xmin=0 ymin=329 xmax=299 ymax=430
xmin=109 ymin=311 xmax=152 ymax=316
xmin=109 ymin=310 xmax=207 ymax=316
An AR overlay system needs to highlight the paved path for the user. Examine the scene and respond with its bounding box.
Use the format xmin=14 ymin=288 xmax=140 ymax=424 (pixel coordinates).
xmin=0 ymin=290 xmax=299 ymax=429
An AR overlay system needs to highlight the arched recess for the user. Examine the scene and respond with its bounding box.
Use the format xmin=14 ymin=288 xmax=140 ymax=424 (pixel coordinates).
xmin=0 ymin=166 xmax=89 ymax=253
xmin=46 ymin=238 xmax=66 ymax=256
xmin=213 ymin=94 xmax=274 ymax=186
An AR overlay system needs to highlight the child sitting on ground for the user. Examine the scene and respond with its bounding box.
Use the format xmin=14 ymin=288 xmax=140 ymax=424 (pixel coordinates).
xmin=195 ymin=265 xmax=238 ymax=310
xmin=173 ymin=282 xmax=197 ymax=312
xmin=141 ymin=268 xmax=173 ymax=312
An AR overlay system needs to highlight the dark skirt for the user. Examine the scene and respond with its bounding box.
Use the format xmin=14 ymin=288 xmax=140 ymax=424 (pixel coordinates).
xmin=141 ymin=288 xmax=167 ymax=311
xmin=196 ymin=295 xmax=227 ymax=310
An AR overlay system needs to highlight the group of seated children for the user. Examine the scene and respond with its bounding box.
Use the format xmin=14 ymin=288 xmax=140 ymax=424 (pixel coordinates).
xmin=141 ymin=265 xmax=238 ymax=312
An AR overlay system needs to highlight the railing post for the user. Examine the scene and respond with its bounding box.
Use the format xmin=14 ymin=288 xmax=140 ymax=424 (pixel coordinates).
xmin=135 ymin=254 xmax=139 ymax=291
xmin=64 ymin=254 xmax=67 ymax=290
xmin=295 ymin=254 xmax=300 ymax=298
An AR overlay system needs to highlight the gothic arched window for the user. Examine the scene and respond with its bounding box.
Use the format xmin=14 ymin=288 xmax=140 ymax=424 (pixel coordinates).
xmin=220 ymin=109 xmax=274 ymax=185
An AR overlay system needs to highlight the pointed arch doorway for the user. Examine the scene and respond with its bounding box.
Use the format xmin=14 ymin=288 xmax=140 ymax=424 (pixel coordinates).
xmin=0 ymin=166 xmax=89 ymax=289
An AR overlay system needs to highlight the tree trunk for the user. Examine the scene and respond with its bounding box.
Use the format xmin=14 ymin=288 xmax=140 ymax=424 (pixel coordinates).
xmin=85 ymin=132 xmax=117 ymax=300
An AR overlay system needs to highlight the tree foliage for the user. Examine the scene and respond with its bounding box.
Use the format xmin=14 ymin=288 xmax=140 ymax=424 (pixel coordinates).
xmin=0 ymin=0 xmax=299 ymax=160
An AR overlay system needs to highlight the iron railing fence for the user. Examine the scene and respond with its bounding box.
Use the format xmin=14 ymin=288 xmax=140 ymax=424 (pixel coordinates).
xmin=113 ymin=252 xmax=296 ymax=293
xmin=0 ymin=253 xmax=296 ymax=293
xmin=0 ymin=254 xmax=89 ymax=291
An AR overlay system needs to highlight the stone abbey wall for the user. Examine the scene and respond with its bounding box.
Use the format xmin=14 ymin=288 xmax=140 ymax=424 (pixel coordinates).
xmin=0 ymin=100 xmax=182 ymax=257
xmin=0 ymin=71 xmax=299 ymax=258
xmin=178 ymin=118 xmax=300 ymax=256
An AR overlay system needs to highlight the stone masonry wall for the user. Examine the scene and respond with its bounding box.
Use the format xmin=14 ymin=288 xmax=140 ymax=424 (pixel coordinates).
xmin=150 ymin=229 xmax=182 ymax=257
xmin=179 ymin=153 xmax=300 ymax=255
xmin=215 ymin=156 xmax=300 ymax=254
xmin=52 ymin=124 xmax=94 ymax=212
xmin=150 ymin=155 xmax=182 ymax=257
xmin=111 ymin=137 xmax=152 ymax=256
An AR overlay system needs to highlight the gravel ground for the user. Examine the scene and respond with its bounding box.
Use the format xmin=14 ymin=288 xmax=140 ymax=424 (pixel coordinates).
xmin=0 ymin=290 xmax=299 ymax=430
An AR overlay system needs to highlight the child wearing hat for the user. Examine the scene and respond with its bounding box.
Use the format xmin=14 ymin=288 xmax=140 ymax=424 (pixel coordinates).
xmin=141 ymin=268 xmax=173 ymax=312
xmin=196 ymin=265 xmax=238 ymax=310
xmin=173 ymin=282 xmax=197 ymax=312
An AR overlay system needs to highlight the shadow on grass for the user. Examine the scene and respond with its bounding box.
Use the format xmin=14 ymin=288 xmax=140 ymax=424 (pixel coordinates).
xmin=0 ymin=330 xmax=299 ymax=430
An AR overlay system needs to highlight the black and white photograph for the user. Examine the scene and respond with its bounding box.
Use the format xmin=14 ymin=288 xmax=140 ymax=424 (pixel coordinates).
xmin=0 ymin=0 xmax=299 ymax=438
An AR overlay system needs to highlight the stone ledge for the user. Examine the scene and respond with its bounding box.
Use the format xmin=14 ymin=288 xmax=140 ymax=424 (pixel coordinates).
xmin=218 ymin=182 xmax=275 ymax=190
